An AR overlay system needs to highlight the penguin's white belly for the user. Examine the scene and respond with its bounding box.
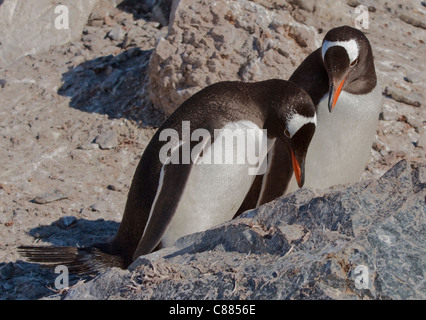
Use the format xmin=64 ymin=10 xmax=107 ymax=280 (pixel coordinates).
xmin=161 ymin=121 xmax=272 ymax=247
xmin=287 ymin=84 xmax=382 ymax=193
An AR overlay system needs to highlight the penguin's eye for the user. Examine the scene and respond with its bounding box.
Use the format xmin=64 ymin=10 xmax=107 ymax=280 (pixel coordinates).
xmin=284 ymin=128 xmax=291 ymax=138
xmin=350 ymin=58 xmax=359 ymax=67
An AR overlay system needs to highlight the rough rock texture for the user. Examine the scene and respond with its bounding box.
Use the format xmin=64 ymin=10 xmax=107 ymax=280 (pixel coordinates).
xmin=56 ymin=1 xmax=168 ymax=125
xmin=148 ymin=0 xmax=320 ymax=115
xmin=60 ymin=160 xmax=425 ymax=300
xmin=117 ymin=0 xmax=173 ymax=26
xmin=0 ymin=0 xmax=121 ymax=67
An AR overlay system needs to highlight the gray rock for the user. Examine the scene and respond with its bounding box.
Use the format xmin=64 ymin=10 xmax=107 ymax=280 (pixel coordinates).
xmin=148 ymin=0 xmax=320 ymax=115
xmin=0 ymin=0 xmax=127 ymax=67
xmin=107 ymin=184 xmax=119 ymax=191
xmin=64 ymin=160 xmax=425 ymax=300
xmin=380 ymin=103 xmax=398 ymax=121
xmin=0 ymin=263 xmax=14 ymax=280
xmin=149 ymin=0 xmax=173 ymax=26
xmin=58 ymin=44 xmax=165 ymax=127
xmin=99 ymin=69 xmax=124 ymax=91
xmin=0 ymin=0 xmax=96 ymax=67
xmin=119 ymin=0 xmax=172 ymax=26
xmin=93 ymin=130 xmax=118 ymax=150
xmin=404 ymin=72 xmax=424 ymax=85
xmin=107 ymin=25 xmax=126 ymax=42
xmin=418 ymin=128 xmax=426 ymax=149
xmin=289 ymin=0 xmax=315 ymax=12
xmin=64 ymin=267 xmax=130 ymax=300
xmin=399 ymin=13 xmax=426 ymax=29
xmin=88 ymin=2 xmax=112 ymax=27
xmin=90 ymin=201 xmax=111 ymax=212
xmin=384 ymin=86 xmax=422 ymax=108
xmin=33 ymin=190 xmax=68 ymax=204
xmin=55 ymin=216 xmax=78 ymax=229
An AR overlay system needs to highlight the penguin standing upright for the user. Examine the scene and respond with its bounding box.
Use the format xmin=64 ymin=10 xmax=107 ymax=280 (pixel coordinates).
xmin=20 ymin=79 xmax=317 ymax=272
xmin=239 ymin=26 xmax=382 ymax=209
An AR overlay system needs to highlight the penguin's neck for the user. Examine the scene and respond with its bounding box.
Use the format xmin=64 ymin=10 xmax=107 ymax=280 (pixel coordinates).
xmin=344 ymin=63 xmax=377 ymax=95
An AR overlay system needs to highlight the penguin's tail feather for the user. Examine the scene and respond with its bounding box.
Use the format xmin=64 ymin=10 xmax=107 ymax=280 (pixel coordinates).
xmin=18 ymin=245 xmax=124 ymax=276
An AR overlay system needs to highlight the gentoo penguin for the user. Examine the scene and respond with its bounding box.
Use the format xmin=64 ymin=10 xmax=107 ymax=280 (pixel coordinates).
xmin=20 ymin=79 xmax=316 ymax=272
xmin=238 ymin=26 xmax=381 ymax=211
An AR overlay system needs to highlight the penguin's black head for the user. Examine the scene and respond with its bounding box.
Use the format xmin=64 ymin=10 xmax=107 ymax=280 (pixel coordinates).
xmin=321 ymin=26 xmax=375 ymax=112
xmin=270 ymin=87 xmax=316 ymax=188
xmin=282 ymin=105 xmax=316 ymax=188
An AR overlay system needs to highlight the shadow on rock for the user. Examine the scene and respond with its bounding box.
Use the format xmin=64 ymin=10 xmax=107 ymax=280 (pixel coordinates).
xmin=26 ymin=218 xmax=119 ymax=247
xmin=117 ymin=0 xmax=172 ymax=26
xmin=0 ymin=218 xmax=120 ymax=300
xmin=0 ymin=260 xmax=59 ymax=300
xmin=0 ymin=259 xmax=94 ymax=300
xmin=58 ymin=48 xmax=165 ymax=127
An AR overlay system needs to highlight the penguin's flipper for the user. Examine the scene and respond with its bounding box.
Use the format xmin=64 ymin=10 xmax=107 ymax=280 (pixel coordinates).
xmin=131 ymin=137 xmax=209 ymax=260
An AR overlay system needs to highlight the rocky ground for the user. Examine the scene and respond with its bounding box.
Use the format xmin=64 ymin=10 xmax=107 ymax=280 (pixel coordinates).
xmin=59 ymin=160 xmax=426 ymax=300
xmin=0 ymin=0 xmax=424 ymax=299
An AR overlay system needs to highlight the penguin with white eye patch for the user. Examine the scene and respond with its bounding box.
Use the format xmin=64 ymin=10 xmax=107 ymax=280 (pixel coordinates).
xmin=20 ymin=79 xmax=317 ymax=271
xmin=239 ymin=26 xmax=382 ymax=210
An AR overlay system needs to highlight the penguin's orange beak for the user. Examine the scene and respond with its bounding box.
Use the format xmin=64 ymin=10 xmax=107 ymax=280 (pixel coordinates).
xmin=290 ymin=149 xmax=304 ymax=188
xmin=328 ymin=78 xmax=346 ymax=112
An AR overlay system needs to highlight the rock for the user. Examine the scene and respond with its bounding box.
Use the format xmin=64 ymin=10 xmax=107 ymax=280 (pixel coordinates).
xmin=404 ymin=72 xmax=424 ymax=85
xmin=346 ymin=0 xmax=360 ymax=7
xmin=399 ymin=13 xmax=426 ymax=29
xmin=33 ymin=190 xmax=68 ymax=204
xmin=0 ymin=0 xmax=96 ymax=67
xmin=0 ymin=183 xmax=12 ymax=194
xmin=88 ymin=1 xmax=115 ymax=27
xmin=99 ymin=69 xmax=124 ymax=91
xmin=379 ymin=103 xmax=398 ymax=121
xmin=63 ymin=160 xmax=425 ymax=300
xmin=149 ymin=0 xmax=173 ymax=26
xmin=0 ymin=262 xmax=14 ymax=280
xmin=289 ymin=0 xmax=315 ymax=12
xmin=64 ymin=268 xmax=130 ymax=300
xmin=148 ymin=0 xmax=319 ymax=115
xmin=107 ymin=184 xmax=118 ymax=191
xmin=0 ymin=0 xmax=128 ymax=67
xmin=118 ymin=0 xmax=173 ymax=26
xmin=384 ymin=86 xmax=422 ymax=108
xmin=292 ymin=0 xmax=354 ymax=31
xmin=107 ymin=25 xmax=126 ymax=41
xmin=32 ymin=229 xmax=54 ymax=240
xmin=55 ymin=216 xmax=78 ymax=229
xmin=58 ymin=44 xmax=165 ymax=126
xmin=93 ymin=130 xmax=118 ymax=150
xmin=418 ymin=128 xmax=426 ymax=149
xmin=90 ymin=201 xmax=111 ymax=212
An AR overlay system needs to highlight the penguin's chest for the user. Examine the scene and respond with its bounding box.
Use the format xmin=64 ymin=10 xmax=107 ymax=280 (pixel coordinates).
xmin=161 ymin=121 xmax=274 ymax=247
